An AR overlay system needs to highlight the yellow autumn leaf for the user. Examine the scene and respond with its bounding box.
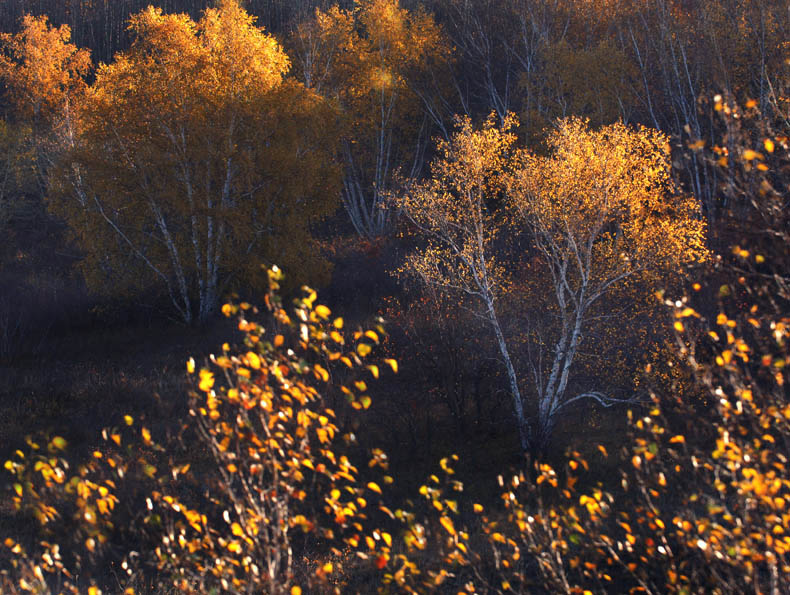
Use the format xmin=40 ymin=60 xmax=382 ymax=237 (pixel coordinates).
xmin=439 ymin=515 xmax=456 ymax=535
xmin=314 ymin=364 xmax=329 ymax=382
xmin=742 ymin=149 xmax=763 ymax=161
xmin=50 ymin=436 xmax=67 ymax=450
xmin=199 ymin=369 xmax=214 ymax=392
xmin=246 ymin=351 xmax=261 ymax=370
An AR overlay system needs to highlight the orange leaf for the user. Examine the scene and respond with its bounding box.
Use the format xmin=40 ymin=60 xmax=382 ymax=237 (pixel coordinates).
xmin=439 ymin=515 xmax=456 ymax=536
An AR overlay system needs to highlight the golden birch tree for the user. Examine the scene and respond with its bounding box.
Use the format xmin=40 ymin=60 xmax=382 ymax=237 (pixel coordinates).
xmin=396 ymin=114 xmax=533 ymax=450
xmin=290 ymin=0 xmax=450 ymax=238
xmin=508 ymin=117 xmax=707 ymax=448
xmin=52 ymin=0 xmax=340 ymax=323
xmin=0 ymin=14 xmax=90 ymax=195
xmin=0 ymin=14 xmax=90 ymax=126
xmin=399 ymin=114 xmax=706 ymax=452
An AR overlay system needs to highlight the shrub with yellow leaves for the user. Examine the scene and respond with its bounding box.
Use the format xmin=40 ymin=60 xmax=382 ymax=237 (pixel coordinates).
xmin=149 ymin=266 xmax=398 ymax=593
xmin=2 ymin=419 xmax=162 ymax=593
xmin=2 ymin=268 xmax=398 ymax=593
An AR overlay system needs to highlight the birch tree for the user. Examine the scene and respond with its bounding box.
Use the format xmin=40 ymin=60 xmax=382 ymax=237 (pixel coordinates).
xmin=399 ymin=115 xmax=707 ymax=452
xmin=508 ymin=117 xmax=707 ymax=448
xmin=396 ymin=114 xmax=532 ymax=450
xmin=290 ymin=0 xmax=449 ymax=239
xmin=51 ymin=0 xmax=340 ymax=323
xmin=0 ymin=14 xmax=90 ymax=127
xmin=0 ymin=14 xmax=91 ymax=196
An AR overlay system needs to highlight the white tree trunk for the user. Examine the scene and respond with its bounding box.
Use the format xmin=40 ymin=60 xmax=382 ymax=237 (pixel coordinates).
xmin=485 ymin=296 xmax=530 ymax=452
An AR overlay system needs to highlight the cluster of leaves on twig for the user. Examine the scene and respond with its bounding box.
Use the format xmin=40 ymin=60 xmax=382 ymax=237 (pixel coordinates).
xmin=2 ymin=267 xmax=399 ymax=594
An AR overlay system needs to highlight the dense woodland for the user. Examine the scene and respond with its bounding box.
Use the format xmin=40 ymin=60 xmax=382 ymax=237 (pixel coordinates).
xmin=0 ymin=0 xmax=788 ymax=593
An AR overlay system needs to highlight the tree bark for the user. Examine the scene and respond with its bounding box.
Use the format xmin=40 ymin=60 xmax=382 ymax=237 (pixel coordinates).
xmin=485 ymin=296 xmax=529 ymax=452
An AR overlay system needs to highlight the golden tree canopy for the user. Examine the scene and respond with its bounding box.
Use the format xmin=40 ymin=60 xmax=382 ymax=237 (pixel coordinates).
xmin=53 ymin=0 xmax=340 ymax=322
xmin=289 ymin=0 xmax=451 ymax=237
xmin=398 ymin=113 xmax=517 ymax=296
xmin=398 ymin=114 xmax=708 ymax=450
xmin=0 ymin=14 xmax=91 ymax=125
xmin=510 ymin=117 xmax=708 ymax=295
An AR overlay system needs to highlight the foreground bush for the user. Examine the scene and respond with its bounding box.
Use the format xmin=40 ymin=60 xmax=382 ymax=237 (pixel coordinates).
xmin=385 ymin=276 xmax=788 ymax=593
xmin=2 ymin=267 xmax=397 ymax=593
xmin=151 ymin=267 xmax=398 ymax=593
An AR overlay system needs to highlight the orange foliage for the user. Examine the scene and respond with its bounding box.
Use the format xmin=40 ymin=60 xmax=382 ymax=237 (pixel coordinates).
xmin=399 ymin=114 xmax=706 ymax=450
xmin=290 ymin=0 xmax=450 ymax=237
xmin=0 ymin=14 xmax=91 ymax=125
xmin=51 ymin=0 xmax=340 ymax=322
xmin=151 ymin=267 xmax=397 ymax=592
